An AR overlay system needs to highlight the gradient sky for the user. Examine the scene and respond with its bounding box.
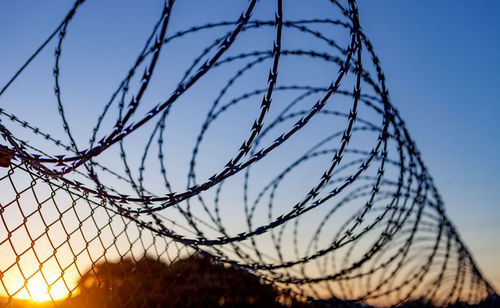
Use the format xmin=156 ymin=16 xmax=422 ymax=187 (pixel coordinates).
xmin=356 ymin=0 xmax=500 ymax=291
xmin=0 ymin=0 xmax=499 ymax=298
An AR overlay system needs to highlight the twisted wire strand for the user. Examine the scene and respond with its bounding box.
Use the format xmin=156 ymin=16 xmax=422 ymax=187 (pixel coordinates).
xmin=0 ymin=0 xmax=497 ymax=306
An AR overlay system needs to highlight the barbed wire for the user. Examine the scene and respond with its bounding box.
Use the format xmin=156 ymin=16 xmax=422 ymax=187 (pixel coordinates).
xmin=0 ymin=0 xmax=498 ymax=307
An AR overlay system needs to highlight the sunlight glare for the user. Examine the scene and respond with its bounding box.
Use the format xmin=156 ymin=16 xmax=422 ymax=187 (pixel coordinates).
xmin=15 ymin=274 xmax=69 ymax=302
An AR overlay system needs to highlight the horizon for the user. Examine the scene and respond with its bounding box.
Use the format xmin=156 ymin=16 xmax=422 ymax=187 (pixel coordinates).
xmin=0 ymin=0 xmax=498 ymax=306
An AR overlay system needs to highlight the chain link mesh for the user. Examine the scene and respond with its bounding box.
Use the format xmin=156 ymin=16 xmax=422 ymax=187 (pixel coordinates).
xmin=0 ymin=0 xmax=498 ymax=307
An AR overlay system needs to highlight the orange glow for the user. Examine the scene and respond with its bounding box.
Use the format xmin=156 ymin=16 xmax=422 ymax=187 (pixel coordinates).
xmin=2 ymin=272 xmax=74 ymax=303
xmin=16 ymin=274 xmax=69 ymax=302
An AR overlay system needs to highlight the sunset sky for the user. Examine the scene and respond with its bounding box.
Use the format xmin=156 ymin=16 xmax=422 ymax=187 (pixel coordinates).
xmin=356 ymin=0 xmax=500 ymax=291
xmin=0 ymin=0 xmax=498 ymax=302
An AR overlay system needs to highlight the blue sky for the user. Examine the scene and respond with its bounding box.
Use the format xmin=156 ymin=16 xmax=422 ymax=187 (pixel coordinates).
xmin=0 ymin=0 xmax=499 ymax=297
xmin=357 ymin=0 xmax=500 ymax=290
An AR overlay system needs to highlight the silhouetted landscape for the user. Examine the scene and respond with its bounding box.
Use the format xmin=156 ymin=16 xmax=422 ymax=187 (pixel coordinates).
xmin=2 ymin=255 xmax=498 ymax=308
xmin=1 ymin=255 xmax=319 ymax=308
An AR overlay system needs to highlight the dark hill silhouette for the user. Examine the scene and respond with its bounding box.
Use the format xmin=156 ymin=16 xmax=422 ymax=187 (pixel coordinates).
xmin=65 ymin=254 xmax=285 ymax=307
xmin=2 ymin=256 xmax=497 ymax=307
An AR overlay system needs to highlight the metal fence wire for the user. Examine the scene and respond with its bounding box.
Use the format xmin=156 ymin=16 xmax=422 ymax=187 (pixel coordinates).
xmin=0 ymin=0 xmax=498 ymax=307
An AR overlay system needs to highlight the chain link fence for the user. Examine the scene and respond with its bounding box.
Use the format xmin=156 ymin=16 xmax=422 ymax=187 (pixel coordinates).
xmin=0 ymin=0 xmax=498 ymax=307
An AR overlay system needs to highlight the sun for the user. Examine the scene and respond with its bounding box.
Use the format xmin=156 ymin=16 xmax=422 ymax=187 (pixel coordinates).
xmin=26 ymin=278 xmax=50 ymax=301
xmin=15 ymin=274 xmax=70 ymax=302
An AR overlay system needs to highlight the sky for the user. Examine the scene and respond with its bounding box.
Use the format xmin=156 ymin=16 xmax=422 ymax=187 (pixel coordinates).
xmin=0 ymin=0 xmax=499 ymax=301
xmin=356 ymin=0 xmax=500 ymax=291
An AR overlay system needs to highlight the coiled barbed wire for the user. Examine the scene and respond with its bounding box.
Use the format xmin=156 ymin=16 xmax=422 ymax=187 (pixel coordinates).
xmin=0 ymin=0 xmax=497 ymax=306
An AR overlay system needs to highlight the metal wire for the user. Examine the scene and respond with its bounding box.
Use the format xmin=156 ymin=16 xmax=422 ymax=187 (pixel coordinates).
xmin=0 ymin=0 xmax=498 ymax=307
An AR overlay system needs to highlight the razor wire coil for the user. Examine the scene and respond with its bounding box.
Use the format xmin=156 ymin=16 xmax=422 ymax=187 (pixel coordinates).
xmin=0 ymin=0 xmax=497 ymax=307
